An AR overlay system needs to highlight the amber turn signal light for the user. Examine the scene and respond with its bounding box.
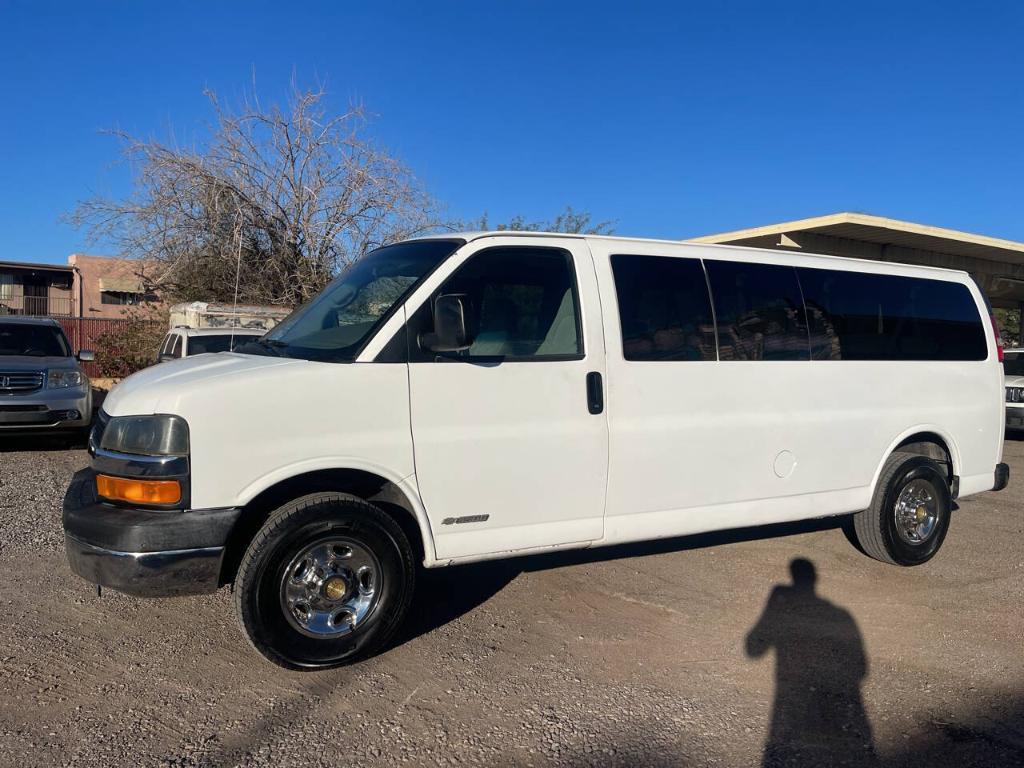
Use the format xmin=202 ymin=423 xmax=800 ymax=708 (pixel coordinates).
xmin=96 ymin=474 xmax=181 ymax=505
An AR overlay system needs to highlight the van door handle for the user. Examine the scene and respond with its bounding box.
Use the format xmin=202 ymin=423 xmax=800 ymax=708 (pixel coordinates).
xmin=586 ymin=371 xmax=604 ymax=415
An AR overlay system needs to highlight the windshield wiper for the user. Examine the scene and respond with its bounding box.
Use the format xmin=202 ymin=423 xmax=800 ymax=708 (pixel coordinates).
xmin=254 ymin=338 xmax=289 ymax=357
xmin=232 ymin=338 xmax=287 ymax=358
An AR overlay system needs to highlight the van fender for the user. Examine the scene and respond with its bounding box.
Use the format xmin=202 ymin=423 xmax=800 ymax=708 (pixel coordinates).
xmin=868 ymin=424 xmax=962 ymax=498
xmin=235 ymin=457 xmax=438 ymax=564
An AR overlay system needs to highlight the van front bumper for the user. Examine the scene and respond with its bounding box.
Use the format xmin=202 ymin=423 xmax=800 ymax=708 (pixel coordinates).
xmin=64 ymin=534 xmax=226 ymax=597
xmin=62 ymin=468 xmax=240 ymax=597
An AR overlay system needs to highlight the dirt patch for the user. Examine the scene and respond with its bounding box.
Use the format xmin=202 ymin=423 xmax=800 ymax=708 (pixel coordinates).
xmin=1 ymin=438 xmax=1022 ymax=766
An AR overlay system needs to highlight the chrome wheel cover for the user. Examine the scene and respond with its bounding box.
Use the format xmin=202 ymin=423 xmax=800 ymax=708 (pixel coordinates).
xmin=894 ymin=478 xmax=939 ymax=545
xmin=279 ymin=537 xmax=381 ymax=638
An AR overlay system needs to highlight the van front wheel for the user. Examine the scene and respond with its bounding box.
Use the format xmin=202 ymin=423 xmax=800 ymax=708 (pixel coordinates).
xmin=852 ymin=452 xmax=951 ymax=566
xmin=233 ymin=493 xmax=415 ymax=669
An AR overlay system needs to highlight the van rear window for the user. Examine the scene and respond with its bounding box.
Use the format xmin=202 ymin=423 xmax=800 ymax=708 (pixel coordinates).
xmin=797 ymin=268 xmax=987 ymax=361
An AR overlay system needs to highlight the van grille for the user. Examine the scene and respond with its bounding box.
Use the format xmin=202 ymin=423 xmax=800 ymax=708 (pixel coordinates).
xmin=0 ymin=371 xmax=44 ymax=395
xmin=1007 ymin=386 xmax=1024 ymax=403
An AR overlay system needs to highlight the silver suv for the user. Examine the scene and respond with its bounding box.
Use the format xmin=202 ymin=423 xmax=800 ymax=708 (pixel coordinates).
xmin=0 ymin=317 xmax=94 ymax=435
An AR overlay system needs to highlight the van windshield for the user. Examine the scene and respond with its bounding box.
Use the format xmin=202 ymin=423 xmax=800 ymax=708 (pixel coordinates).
xmin=0 ymin=322 xmax=70 ymax=357
xmin=253 ymin=240 xmax=462 ymax=362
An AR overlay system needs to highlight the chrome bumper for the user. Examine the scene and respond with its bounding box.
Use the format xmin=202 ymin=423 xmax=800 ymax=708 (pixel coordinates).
xmin=64 ymin=534 xmax=225 ymax=597
xmin=62 ymin=467 xmax=241 ymax=597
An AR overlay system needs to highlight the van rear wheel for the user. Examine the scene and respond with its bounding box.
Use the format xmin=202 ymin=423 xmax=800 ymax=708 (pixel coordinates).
xmin=851 ymin=452 xmax=951 ymax=566
xmin=233 ymin=492 xmax=415 ymax=669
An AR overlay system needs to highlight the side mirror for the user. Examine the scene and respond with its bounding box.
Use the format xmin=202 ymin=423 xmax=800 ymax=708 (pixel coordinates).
xmin=77 ymin=350 xmax=96 ymax=363
xmin=421 ymin=294 xmax=473 ymax=353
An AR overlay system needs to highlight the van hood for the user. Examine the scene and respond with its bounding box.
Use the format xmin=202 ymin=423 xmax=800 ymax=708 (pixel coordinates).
xmin=103 ymin=353 xmax=302 ymax=416
xmin=1005 ymin=375 xmax=1024 ymax=388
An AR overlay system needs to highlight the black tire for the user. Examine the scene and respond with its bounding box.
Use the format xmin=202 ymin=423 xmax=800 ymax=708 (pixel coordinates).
xmin=233 ymin=492 xmax=415 ymax=670
xmin=851 ymin=452 xmax=951 ymax=566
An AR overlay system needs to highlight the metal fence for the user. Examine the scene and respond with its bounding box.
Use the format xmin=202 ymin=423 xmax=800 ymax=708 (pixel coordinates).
xmin=56 ymin=317 xmax=135 ymax=377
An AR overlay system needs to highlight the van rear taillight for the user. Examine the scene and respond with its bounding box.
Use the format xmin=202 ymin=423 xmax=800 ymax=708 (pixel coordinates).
xmin=990 ymin=313 xmax=1005 ymax=362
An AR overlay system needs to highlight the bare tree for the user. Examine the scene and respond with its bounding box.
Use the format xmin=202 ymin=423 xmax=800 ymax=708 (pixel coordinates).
xmin=70 ymin=81 xmax=441 ymax=305
xmin=464 ymin=206 xmax=615 ymax=235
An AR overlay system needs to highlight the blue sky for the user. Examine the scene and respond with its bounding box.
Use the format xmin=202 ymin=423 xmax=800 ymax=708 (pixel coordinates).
xmin=2 ymin=0 xmax=1022 ymax=264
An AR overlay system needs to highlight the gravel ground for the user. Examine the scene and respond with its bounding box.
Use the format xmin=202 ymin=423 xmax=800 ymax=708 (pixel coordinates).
xmin=1 ymin=434 xmax=1022 ymax=767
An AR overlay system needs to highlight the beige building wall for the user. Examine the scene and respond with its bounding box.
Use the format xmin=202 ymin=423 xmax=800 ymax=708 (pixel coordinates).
xmin=68 ymin=253 xmax=163 ymax=318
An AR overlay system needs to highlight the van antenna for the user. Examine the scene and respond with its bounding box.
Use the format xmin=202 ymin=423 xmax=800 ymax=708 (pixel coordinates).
xmin=231 ymin=213 xmax=243 ymax=349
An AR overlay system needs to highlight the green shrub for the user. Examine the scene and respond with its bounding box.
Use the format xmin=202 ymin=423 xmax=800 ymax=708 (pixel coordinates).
xmin=94 ymin=306 xmax=168 ymax=378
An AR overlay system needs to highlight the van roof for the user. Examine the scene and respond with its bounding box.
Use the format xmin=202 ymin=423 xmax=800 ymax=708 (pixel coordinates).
xmin=414 ymin=231 xmax=972 ymax=278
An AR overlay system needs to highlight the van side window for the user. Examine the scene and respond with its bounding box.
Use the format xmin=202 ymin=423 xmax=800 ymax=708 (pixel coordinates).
xmin=170 ymin=334 xmax=183 ymax=358
xmin=432 ymin=246 xmax=582 ymax=359
xmin=610 ymin=255 xmax=716 ymax=361
xmin=705 ymin=261 xmax=809 ymax=361
xmin=797 ymin=268 xmax=987 ymax=361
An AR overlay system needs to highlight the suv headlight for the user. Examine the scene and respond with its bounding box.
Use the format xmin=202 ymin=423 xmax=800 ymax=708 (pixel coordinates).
xmin=100 ymin=415 xmax=190 ymax=456
xmin=48 ymin=369 xmax=85 ymax=389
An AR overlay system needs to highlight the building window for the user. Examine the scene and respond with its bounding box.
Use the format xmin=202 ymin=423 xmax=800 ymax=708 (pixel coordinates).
xmin=101 ymin=290 xmax=157 ymax=306
xmin=0 ymin=272 xmax=15 ymax=302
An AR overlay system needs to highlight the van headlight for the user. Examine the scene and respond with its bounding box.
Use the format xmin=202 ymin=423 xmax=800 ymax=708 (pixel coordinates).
xmin=48 ymin=369 xmax=85 ymax=389
xmin=99 ymin=415 xmax=190 ymax=456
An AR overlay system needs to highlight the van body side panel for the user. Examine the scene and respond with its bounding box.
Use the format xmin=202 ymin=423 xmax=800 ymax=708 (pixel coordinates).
xmin=103 ymin=356 xmax=418 ymax=517
xmin=588 ymin=240 xmax=1002 ymax=546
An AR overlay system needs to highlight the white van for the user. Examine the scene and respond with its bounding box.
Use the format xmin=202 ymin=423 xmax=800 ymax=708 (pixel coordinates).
xmin=63 ymin=232 xmax=1009 ymax=669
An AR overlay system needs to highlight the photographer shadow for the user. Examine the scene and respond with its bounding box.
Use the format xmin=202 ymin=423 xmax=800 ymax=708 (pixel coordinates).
xmin=746 ymin=558 xmax=878 ymax=767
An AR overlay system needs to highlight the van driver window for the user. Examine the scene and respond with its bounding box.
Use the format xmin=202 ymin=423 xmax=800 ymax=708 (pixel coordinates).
xmin=434 ymin=247 xmax=582 ymax=359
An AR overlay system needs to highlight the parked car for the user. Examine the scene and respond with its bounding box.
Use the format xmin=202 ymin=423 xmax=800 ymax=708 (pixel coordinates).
xmin=1003 ymin=347 xmax=1024 ymax=430
xmin=156 ymin=327 xmax=265 ymax=362
xmin=64 ymin=232 xmax=1009 ymax=669
xmin=0 ymin=317 xmax=93 ymax=435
